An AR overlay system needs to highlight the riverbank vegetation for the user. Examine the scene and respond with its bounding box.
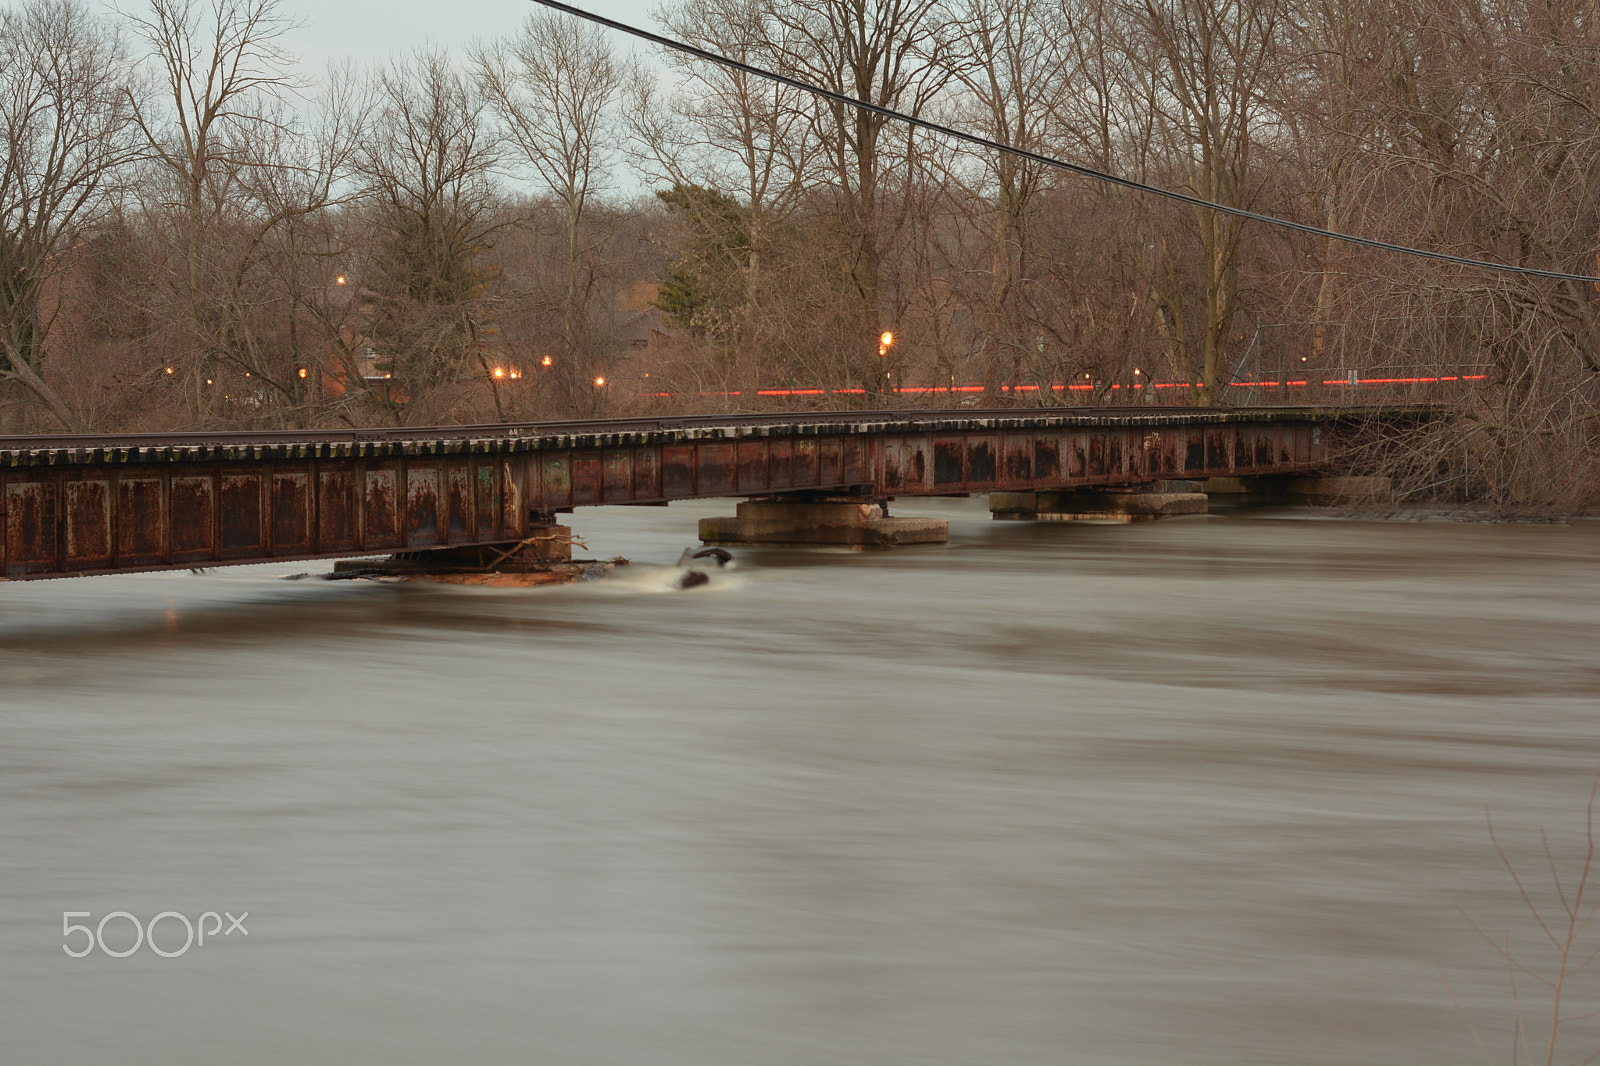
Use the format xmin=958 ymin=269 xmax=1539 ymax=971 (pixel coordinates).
xmin=1 ymin=0 xmax=1595 ymax=511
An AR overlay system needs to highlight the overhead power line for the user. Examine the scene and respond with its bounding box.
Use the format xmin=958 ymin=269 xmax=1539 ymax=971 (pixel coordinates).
xmin=529 ymin=0 xmax=1600 ymax=287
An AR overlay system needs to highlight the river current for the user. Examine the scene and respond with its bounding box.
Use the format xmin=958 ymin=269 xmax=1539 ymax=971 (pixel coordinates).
xmin=2 ymin=497 xmax=1597 ymax=1064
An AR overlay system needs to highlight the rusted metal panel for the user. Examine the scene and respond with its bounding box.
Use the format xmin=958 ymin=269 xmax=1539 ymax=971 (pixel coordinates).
xmin=219 ymin=473 xmax=263 ymax=558
xmin=793 ymin=439 xmax=819 ymax=488
xmin=699 ymin=443 xmax=736 ymax=496
xmin=662 ymin=445 xmax=694 ymax=498
xmin=1034 ymin=437 xmax=1061 ymax=481
xmin=5 ymin=477 xmax=59 ymax=575
xmin=405 ymin=465 xmax=441 ymax=548
xmin=474 ymin=462 xmax=498 ymax=539
xmin=1002 ymin=435 xmax=1032 ymax=482
xmin=500 ymin=458 xmax=523 ymax=532
xmin=841 ymin=437 xmax=867 ymax=485
xmin=603 ymin=448 xmax=634 ymax=500
xmin=895 ymin=438 xmax=929 ymax=491
xmin=736 ymin=441 xmax=767 ymax=493
xmin=768 ymin=439 xmax=793 ymax=490
xmin=933 ymin=438 xmax=963 ymax=486
xmin=272 ymin=472 xmax=312 ymax=555
xmin=1208 ymin=430 xmax=1231 ymax=470
xmin=540 ymin=453 xmax=573 ymax=511
xmin=364 ymin=465 xmax=401 ymax=549
xmin=117 ymin=476 xmax=165 ymax=565
xmin=966 ymin=436 xmax=999 ymax=485
xmin=318 ymin=468 xmax=361 ymax=552
xmin=819 ymin=438 xmax=843 ymax=486
xmin=446 ymin=461 xmax=474 ymax=539
xmin=572 ymin=452 xmax=602 ymax=506
xmin=634 ymin=448 xmax=661 ymax=499
xmin=880 ymin=439 xmax=908 ymax=492
xmin=64 ymin=477 xmax=112 ymax=571
xmin=171 ymin=475 xmax=214 ymax=561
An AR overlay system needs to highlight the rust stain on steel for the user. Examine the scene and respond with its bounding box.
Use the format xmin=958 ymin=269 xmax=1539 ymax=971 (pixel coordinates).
xmin=171 ymin=476 xmax=214 ymax=559
xmin=272 ymin=472 xmax=312 ymax=555
xmin=446 ymin=463 xmax=473 ymax=538
xmin=0 ymin=409 xmax=1402 ymax=579
xmin=117 ymin=477 xmax=164 ymax=564
xmin=7 ymin=478 xmax=58 ymax=573
xmin=319 ymin=468 xmax=359 ymax=552
xmin=365 ymin=466 xmax=399 ymax=548
xmin=220 ymin=474 xmax=262 ymax=555
xmin=699 ymin=443 xmax=735 ymax=496
xmin=65 ymin=478 xmax=111 ymax=570
xmin=604 ymin=449 xmax=634 ymax=499
xmin=406 ymin=466 xmax=441 ymax=548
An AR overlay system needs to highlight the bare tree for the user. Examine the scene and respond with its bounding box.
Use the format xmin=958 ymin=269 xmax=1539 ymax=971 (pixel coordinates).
xmin=768 ymin=0 xmax=960 ymax=390
xmin=944 ymin=0 xmax=1074 ymax=401
xmin=0 ymin=0 xmax=140 ymax=431
xmin=472 ymin=12 xmax=630 ymax=412
xmin=352 ymin=46 xmax=502 ymax=424
xmin=1116 ymin=0 xmax=1292 ymax=405
xmin=1299 ymin=0 xmax=1600 ymax=509
xmin=631 ymin=0 xmax=817 ymax=398
xmin=122 ymin=0 xmax=305 ymax=418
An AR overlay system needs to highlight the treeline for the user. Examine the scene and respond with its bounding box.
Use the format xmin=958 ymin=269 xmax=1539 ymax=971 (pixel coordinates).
xmin=2 ymin=0 xmax=1596 ymax=508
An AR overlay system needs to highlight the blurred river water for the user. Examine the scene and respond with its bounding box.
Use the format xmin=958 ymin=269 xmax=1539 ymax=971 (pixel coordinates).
xmin=1 ymin=497 xmax=1597 ymax=1065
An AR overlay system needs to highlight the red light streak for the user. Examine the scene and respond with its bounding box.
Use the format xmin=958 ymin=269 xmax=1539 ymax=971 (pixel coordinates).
xmin=635 ymin=373 xmax=1488 ymax=398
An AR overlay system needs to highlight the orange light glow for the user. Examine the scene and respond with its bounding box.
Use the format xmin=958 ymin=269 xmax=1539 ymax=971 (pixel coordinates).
xmin=880 ymin=331 xmax=894 ymax=346
xmin=492 ymin=367 xmax=506 ymax=379
xmin=594 ymin=376 xmax=606 ymax=387
xmin=509 ymin=369 xmax=521 ymax=379
xmin=205 ymin=378 xmax=213 ymax=385
xmin=297 ymin=368 xmax=307 ymax=379
xmin=542 ymin=355 xmax=552 ymax=366
xmin=164 ymin=367 xmax=174 ymax=374
xmin=335 ymin=275 xmax=347 ymax=285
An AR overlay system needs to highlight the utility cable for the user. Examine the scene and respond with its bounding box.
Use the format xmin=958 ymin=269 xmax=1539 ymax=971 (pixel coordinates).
xmin=529 ymin=0 xmax=1600 ymax=286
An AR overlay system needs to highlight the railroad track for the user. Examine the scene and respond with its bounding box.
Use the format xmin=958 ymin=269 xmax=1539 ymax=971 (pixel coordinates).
xmin=0 ymin=404 xmax=1433 ymax=456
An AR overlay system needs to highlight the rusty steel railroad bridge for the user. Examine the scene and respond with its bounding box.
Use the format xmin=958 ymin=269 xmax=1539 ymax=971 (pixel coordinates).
xmin=0 ymin=406 xmax=1417 ymax=580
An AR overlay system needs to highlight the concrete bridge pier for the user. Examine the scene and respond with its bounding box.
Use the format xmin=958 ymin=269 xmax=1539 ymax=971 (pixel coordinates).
xmin=989 ymin=485 xmax=1209 ymax=523
xmin=699 ymin=495 xmax=948 ymax=548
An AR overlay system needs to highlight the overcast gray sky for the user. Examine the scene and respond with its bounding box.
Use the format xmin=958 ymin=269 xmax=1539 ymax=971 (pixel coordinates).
xmin=274 ymin=0 xmax=661 ymax=69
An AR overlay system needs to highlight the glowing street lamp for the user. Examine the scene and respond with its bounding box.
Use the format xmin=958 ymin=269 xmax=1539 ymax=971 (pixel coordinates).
xmin=542 ymin=355 xmax=552 ymax=367
xmin=594 ymin=375 xmax=606 ymax=388
xmin=878 ymin=330 xmax=894 ymax=357
xmin=492 ymin=366 xmax=506 ymax=379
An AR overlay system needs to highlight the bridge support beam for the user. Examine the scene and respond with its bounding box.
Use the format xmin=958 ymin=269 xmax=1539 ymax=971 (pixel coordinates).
xmin=699 ymin=497 xmax=947 ymax=548
xmin=1202 ymin=475 xmax=1390 ymax=505
xmin=989 ymin=488 xmax=1209 ymax=522
xmin=334 ymin=520 xmax=574 ymax=576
